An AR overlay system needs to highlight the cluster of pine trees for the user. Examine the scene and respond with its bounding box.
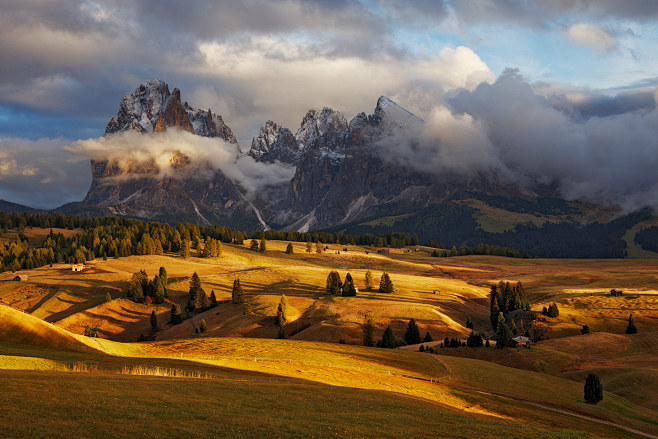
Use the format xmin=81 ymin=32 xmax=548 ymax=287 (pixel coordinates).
xmin=186 ymin=272 xmax=218 ymax=312
xmin=376 ymin=319 xmax=432 ymax=349
xmin=542 ymin=303 xmax=560 ymax=318
xmin=127 ymin=266 xmax=168 ymax=304
xmin=326 ymin=271 xmax=392 ymax=296
xmin=0 ymin=212 xmax=246 ymax=272
xmin=489 ymin=281 xmax=530 ymax=329
xmin=489 ymin=281 xmax=531 ymax=348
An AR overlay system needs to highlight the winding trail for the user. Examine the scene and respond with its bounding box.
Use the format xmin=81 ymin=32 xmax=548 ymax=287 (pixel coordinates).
xmin=432 ymin=356 xmax=658 ymax=439
xmin=472 ymin=390 xmax=658 ymax=439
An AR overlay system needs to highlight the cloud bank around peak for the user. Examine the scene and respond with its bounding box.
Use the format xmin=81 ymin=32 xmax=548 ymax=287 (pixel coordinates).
xmin=378 ymin=70 xmax=658 ymax=211
xmin=65 ymin=130 xmax=296 ymax=197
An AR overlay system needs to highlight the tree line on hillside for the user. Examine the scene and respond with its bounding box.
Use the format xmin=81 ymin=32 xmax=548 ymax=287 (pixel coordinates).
xmin=0 ymin=211 xmax=535 ymax=273
xmin=0 ymin=212 xmax=246 ymax=272
xmin=635 ymin=225 xmax=658 ymax=253
xmin=332 ymin=201 xmax=651 ymax=258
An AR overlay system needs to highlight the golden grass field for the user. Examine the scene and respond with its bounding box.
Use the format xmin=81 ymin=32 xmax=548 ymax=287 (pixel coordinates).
xmin=2 ymin=229 xmax=658 ymax=437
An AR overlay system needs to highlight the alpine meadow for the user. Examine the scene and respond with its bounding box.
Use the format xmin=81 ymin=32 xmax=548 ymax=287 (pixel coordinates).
xmin=1 ymin=1 xmax=658 ymax=438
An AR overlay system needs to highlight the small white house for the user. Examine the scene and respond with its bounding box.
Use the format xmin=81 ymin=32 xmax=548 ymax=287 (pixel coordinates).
xmin=72 ymin=264 xmax=85 ymax=272
xmin=13 ymin=275 xmax=28 ymax=281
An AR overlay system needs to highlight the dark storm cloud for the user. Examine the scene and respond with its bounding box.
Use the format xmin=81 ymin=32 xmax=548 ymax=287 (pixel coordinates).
xmin=378 ymin=69 xmax=658 ymax=211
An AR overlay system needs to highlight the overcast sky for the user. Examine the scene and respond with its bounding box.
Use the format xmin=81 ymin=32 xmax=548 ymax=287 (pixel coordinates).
xmin=0 ymin=0 xmax=657 ymax=209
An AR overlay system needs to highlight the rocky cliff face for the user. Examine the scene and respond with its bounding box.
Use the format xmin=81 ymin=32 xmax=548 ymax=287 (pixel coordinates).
xmin=77 ymin=80 xmax=565 ymax=233
xmin=248 ymin=120 xmax=299 ymax=164
xmin=81 ymin=80 xmax=254 ymax=227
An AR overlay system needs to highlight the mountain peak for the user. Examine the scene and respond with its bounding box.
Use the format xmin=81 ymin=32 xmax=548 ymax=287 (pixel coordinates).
xmin=373 ymin=96 xmax=423 ymax=130
xmin=104 ymin=80 xmax=236 ymax=143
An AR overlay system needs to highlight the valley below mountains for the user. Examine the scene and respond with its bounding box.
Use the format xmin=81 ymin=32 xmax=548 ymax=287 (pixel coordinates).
xmin=33 ymin=80 xmax=658 ymax=258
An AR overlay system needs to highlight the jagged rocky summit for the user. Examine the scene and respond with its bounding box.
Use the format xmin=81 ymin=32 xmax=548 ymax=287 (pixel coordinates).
xmin=80 ymin=80 xmax=258 ymax=228
xmin=70 ymin=79 xmax=628 ymax=258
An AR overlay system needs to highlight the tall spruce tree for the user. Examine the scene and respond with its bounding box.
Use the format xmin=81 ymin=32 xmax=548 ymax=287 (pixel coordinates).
xmin=342 ymin=273 xmax=357 ymax=296
xmin=404 ymin=319 xmax=421 ymax=345
xmin=275 ymin=295 xmax=288 ymax=326
xmin=187 ymin=272 xmax=204 ymax=311
xmin=494 ymin=312 xmax=512 ymax=348
xmin=232 ymin=278 xmax=245 ymax=304
xmin=379 ymin=272 xmax=394 ymax=293
xmin=326 ymin=271 xmax=342 ymax=295
xmin=154 ymin=277 xmax=165 ymax=304
xmin=171 ymin=303 xmax=182 ymax=324
xmin=158 ymin=266 xmax=168 ymax=289
xmin=423 ymin=331 xmax=433 ymax=343
xmin=584 ymin=373 xmax=603 ymax=404
xmin=380 ymin=326 xmax=396 ymax=349
xmin=285 ymin=243 xmax=294 ymax=254
xmin=259 ymin=238 xmax=267 ymax=252
xmin=364 ymin=270 xmax=374 ymax=290
xmin=626 ymin=313 xmax=638 ymax=334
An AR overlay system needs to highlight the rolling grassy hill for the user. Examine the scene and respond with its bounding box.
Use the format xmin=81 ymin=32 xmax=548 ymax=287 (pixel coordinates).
xmin=2 ymin=303 xmax=658 ymax=438
xmin=2 ymin=240 xmax=658 ymax=437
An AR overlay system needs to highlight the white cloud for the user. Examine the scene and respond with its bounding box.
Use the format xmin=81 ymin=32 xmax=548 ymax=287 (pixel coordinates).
xmin=195 ymin=39 xmax=494 ymax=139
xmin=566 ymin=22 xmax=617 ymax=53
xmin=65 ymin=129 xmax=296 ymax=197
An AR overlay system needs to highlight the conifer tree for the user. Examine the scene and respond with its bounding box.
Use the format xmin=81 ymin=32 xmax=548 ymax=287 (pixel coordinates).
xmin=423 ymin=331 xmax=433 ymax=343
xmin=181 ymin=240 xmax=191 ymax=259
xmin=150 ymin=310 xmax=157 ymax=331
xmin=404 ymin=319 xmax=421 ymax=345
xmin=210 ymin=290 xmax=218 ymax=307
xmin=316 ymin=242 xmax=323 ymax=254
xmin=243 ymin=298 xmax=253 ymax=315
xmin=547 ymin=303 xmax=560 ymax=318
xmin=285 ymin=243 xmax=294 ymax=254
xmin=363 ymin=311 xmax=375 ymax=347
xmin=232 ymin=278 xmax=245 ymax=304
xmin=466 ymin=316 xmax=473 ymax=330
xmin=306 ymin=242 xmax=313 ymax=253
xmin=105 ymin=292 xmax=112 ymax=302
xmin=380 ymin=326 xmax=396 ymax=349
xmin=187 ymin=272 xmax=204 ymax=311
xmin=275 ymin=295 xmax=288 ymax=326
xmin=326 ymin=271 xmax=342 ymax=295
xmin=584 ymin=373 xmax=603 ymax=404
xmin=158 ymin=266 xmax=168 ymax=296
xmin=199 ymin=319 xmax=207 ymax=333
xmin=259 ymin=238 xmax=267 ymax=252
xmin=196 ymin=291 xmax=209 ymax=311
xmin=379 ymin=272 xmax=394 ymax=293
xmin=171 ymin=303 xmax=182 ymax=324
xmin=250 ymin=239 xmax=259 ymax=251
xmin=364 ymin=270 xmax=374 ymax=290
xmin=154 ymin=277 xmax=165 ymax=304
xmin=626 ymin=313 xmax=638 ymax=334
xmin=494 ymin=312 xmax=512 ymax=348
xmin=342 ymin=273 xmax=357 ymax=296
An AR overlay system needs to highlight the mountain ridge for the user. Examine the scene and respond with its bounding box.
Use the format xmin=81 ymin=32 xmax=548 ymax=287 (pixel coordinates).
xmin=12 ymin=79 xmax=653 ymax=257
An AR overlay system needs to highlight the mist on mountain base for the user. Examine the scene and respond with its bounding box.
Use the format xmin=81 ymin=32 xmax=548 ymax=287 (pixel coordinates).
xmin=65 ymin=130 xmax=296 ymax=197
xmin=378 ymin=70 xmax=658 ymax=212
